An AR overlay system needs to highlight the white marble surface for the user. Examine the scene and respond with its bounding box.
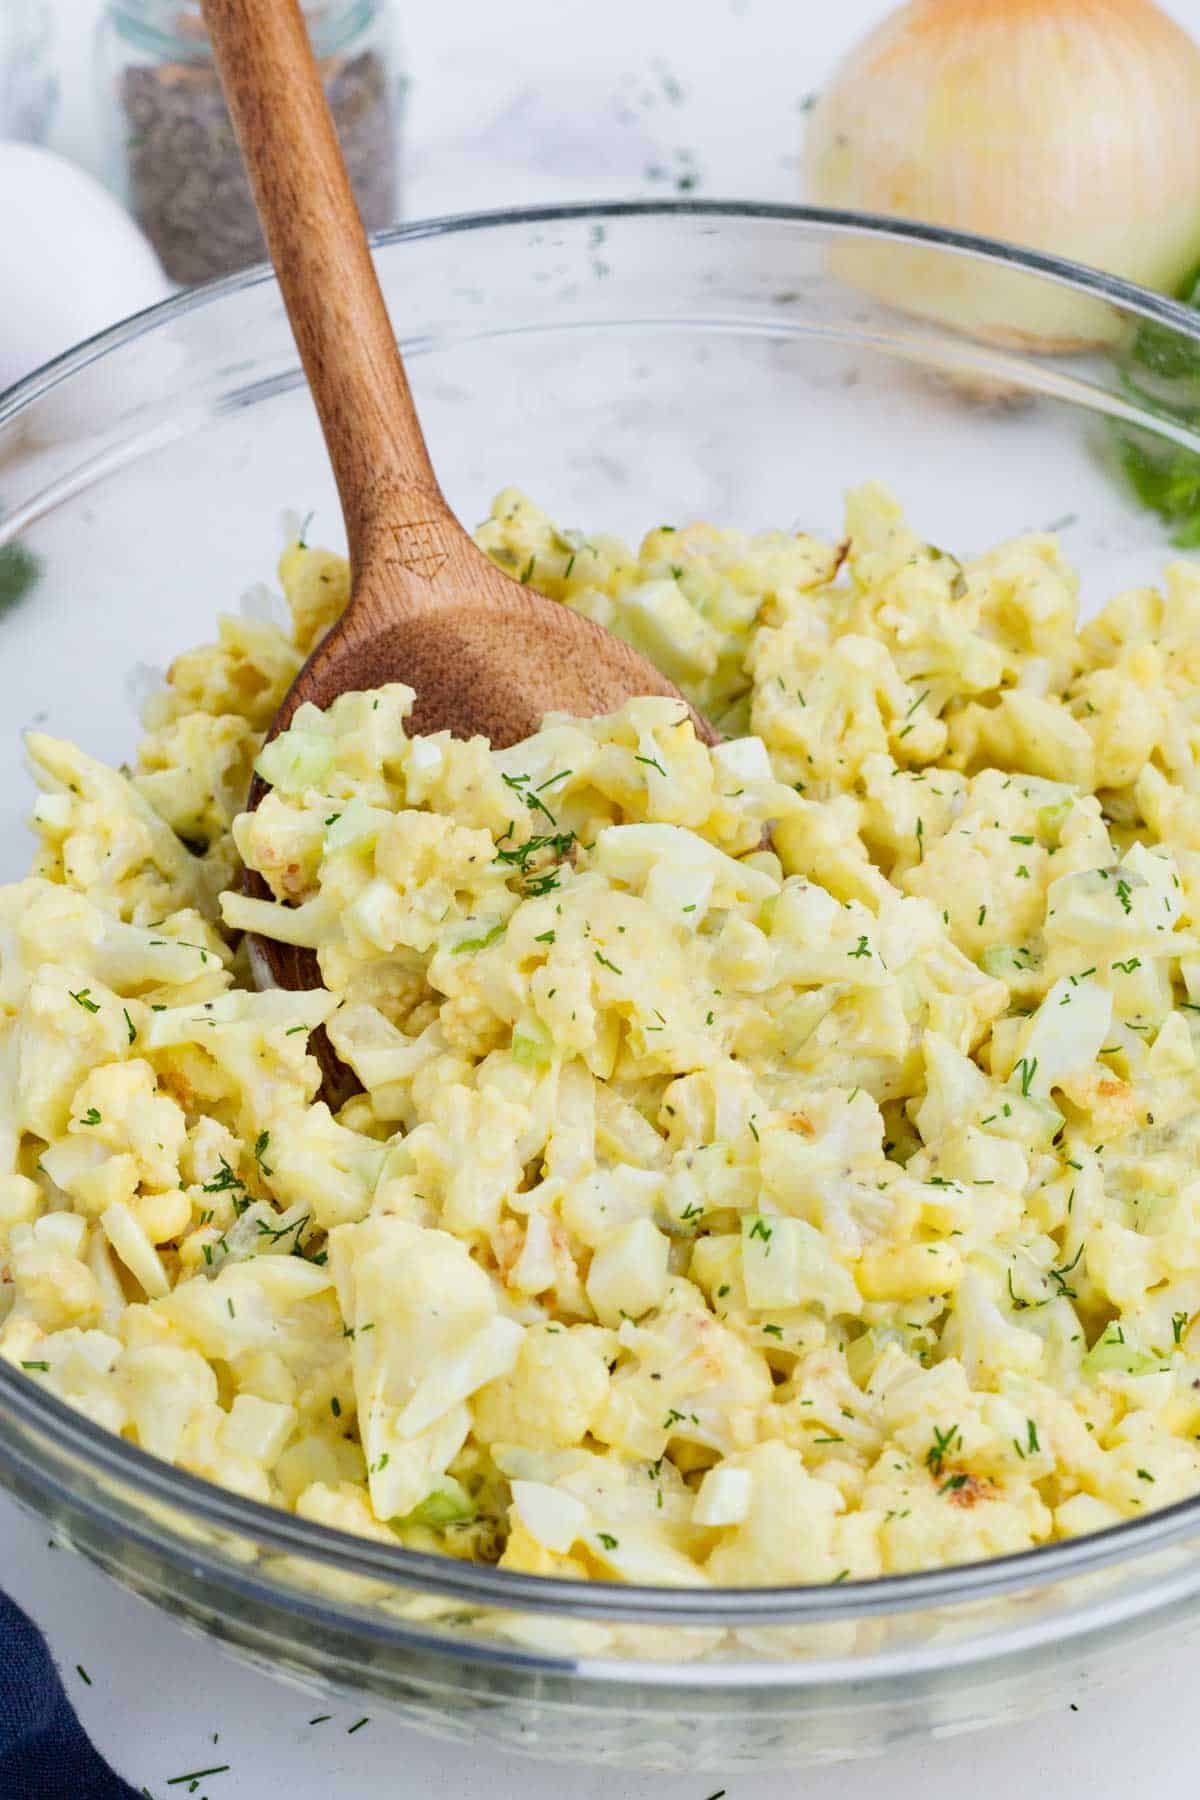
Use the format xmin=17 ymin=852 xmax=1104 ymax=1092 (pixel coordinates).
xmin=9 ymin=0 xmax=1200 ymax=1791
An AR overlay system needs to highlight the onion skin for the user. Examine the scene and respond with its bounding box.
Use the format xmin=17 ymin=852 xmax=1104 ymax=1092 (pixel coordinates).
xmin=805 ymin=0 xmax=1200 ymax=349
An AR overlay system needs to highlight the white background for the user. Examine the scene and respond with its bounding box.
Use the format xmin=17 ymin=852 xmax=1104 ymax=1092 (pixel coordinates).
xmin=7 ymin=0 xmax=1200 ymax=1792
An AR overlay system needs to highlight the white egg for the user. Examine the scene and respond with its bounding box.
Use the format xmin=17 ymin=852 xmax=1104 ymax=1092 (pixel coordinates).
xmin=0 ymin=144 xmax=175 ymax=442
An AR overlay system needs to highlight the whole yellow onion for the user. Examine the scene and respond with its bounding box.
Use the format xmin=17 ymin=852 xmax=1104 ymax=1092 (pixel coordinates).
xmin=804 ymin=0 xmax=1200 ymax=348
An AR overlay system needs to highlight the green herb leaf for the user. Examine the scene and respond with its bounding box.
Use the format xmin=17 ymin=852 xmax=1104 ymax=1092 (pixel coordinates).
xmin=0 ymin=541 xmax=43 ymax=618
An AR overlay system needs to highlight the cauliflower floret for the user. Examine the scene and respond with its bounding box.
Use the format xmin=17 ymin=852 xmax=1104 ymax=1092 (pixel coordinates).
xmin=330 ymin=1216 xmax=523 ymax=1521
xmin=134 ymin=711 xmax=261 ymax=848
xmin=143 ymin=612 xmax=303 ymax=732
xmin=703 ymin=1443 xmax=854 ymax=1585
xmin=26 ymin=732 xmax=224 ymax=923
xmin=472 ymin=1323 xmax=611 ymax=1450
xmin=263 ymin=1102 xmax=386 ymax=1230
xmin=278 ymin=537 xmax=351 ymax=655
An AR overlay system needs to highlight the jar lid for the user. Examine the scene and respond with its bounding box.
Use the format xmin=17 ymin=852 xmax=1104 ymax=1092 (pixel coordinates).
xmin=108 ymin=0 xmax=381 ymax=62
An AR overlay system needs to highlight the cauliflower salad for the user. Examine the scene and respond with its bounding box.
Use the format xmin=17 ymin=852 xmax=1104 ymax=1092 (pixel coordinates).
xmin=5 ymin=481 xmax=1200 ymax=1589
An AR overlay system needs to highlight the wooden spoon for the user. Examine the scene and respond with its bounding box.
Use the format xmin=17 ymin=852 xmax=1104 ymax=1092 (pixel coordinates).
xmin=200 ymin=0 xmax=715 ymax=1011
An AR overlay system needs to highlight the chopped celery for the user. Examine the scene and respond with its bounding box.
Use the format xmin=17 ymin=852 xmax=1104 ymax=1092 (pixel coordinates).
xmin=255 ymin=728 xmax=335 ymax=793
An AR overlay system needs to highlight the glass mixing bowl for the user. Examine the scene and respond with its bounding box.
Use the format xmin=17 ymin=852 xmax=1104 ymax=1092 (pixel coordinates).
xmin=4 ymin=204 xmax=1200 ymax=1771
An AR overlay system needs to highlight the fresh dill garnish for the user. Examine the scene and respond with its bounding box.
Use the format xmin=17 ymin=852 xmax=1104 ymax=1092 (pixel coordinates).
xmin=634 ymin=753 xmax=668 ymax=777
xmin=0 ymin=542 xmax=43 ymax=617
xmin=201 ymin=1156 xmax=244 ymax=1195
xmin=501 ymin=769 xmax=557 ymax=824
xmin=494 ymin=829 xmax=576 ymax=894
xmin=255 ymin=1212 xmax=307 ymax=1246
xmin=925 ymin=1422 xmax=960 ymax=1478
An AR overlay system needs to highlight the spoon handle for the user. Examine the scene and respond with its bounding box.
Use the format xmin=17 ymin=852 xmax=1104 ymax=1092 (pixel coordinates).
xmin=201 ymin=0 xmax=444 ymax=579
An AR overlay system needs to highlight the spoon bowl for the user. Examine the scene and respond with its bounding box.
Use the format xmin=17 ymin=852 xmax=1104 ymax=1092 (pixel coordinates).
xmin=201 ymin=0 xmax=714 ymax=1007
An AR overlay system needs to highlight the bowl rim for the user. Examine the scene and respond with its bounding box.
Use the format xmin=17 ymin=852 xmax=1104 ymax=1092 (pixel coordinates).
xmin=6 ymin=196 xmax=1200 ymax=429
xmin=5 ymin=198 xmax=1200 ymax=1635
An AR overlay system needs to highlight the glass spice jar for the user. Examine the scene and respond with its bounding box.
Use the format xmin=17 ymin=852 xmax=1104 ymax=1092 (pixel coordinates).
xmin=96 ymin=0 xmax=402 ymax=286
xmin=0 ymin=0 xmax=57 ymax=145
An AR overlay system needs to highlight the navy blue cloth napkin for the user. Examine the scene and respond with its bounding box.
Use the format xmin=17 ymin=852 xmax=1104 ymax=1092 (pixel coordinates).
xmin=1 ymin=1590 xmax=139 ymax=1798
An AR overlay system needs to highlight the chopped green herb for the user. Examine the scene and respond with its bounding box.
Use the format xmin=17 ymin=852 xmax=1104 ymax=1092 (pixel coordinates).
xmin=501 ymin=769 xmax=557 ymax=825
xmin=495 ymin=829 xmax=575 ymax=886
xmin=201 ymin=1156 xmax=244 ymax=1195
xmin=0 ymin=541 xmax=43 ymax=617
xmin=255 ymin=1212 xmax=307 ymax=1246
xmin=1048 ymin=1242 xmax=1084 ymax=1298
xmin=925 ymin=1422 xmax=960 ymax=1478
